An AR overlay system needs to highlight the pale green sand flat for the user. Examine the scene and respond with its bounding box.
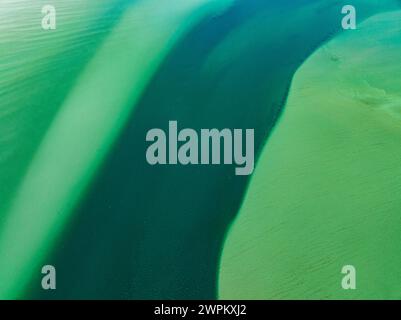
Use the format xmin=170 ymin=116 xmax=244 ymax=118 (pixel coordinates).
xmin=219 ymin=10 xmax=401 ymax=299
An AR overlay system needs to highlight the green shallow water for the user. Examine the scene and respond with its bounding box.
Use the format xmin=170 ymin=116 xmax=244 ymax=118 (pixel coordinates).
xmin=29 ymin=0 xmax=373 ymax=300
xmin=0 ymin=0 xmax=235 ymax=299
xmin=0 ymin=1 xmax=124 ymax=217
xmin=219 ymin=9 xmax=401 ymax=299
xmin=1 ymin=0 xmax=400 ymax=300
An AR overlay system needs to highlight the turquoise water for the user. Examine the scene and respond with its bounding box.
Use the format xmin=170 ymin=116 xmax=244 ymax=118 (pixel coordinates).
xmin=220 ymin=9 xmax=401 ymax=299
xmin=1 ymin=0 xmax=400 ymax=299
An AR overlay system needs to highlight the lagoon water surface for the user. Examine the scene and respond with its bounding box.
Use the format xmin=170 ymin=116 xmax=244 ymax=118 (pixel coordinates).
xmin=0 ymin=0 xmax=400 ymax=299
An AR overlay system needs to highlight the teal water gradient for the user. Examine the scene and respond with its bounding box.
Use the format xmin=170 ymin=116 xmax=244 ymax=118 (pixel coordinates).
xmin=0 ymin=0 xmax=399 ymax=299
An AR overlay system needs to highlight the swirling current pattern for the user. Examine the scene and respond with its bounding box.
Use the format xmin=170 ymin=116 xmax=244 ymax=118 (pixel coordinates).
xmin=0 ymin=0 xmax=401 ymax=299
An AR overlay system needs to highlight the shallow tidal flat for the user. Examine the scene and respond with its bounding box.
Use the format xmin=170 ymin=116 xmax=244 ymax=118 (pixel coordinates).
xmin=219 ymin=10 xmax=401 ymax=299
